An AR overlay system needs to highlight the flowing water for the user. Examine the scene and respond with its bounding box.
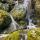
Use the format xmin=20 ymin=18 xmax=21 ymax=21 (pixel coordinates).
xmin=23 ymin=0 xmax=36 ymax=29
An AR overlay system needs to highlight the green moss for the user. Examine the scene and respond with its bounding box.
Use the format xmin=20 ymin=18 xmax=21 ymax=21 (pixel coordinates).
xmin=0 ymin=9 xmax=12 ymax=29
xmin=35 ymin=0 xmax=40 ymax=17
xmin=32 ymin=16 xmax=40 ymax=26
xmin=11 ymin=4 xmax=26 ymax=20
xmin=30 ymin=0 xmax=40 ymax=25
xmin=27 ymin=28 xmax=40 ymax=40
xmin=4 ymin=30 xmax=23 ymax=40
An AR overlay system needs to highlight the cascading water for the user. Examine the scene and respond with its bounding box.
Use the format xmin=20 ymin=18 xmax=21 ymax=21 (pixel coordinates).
xmin=2 ymin=14 xmax=19 ymax=34
xmin=9 ymin=14 xmax=19 ymax=30
xmin=23 ymin=0 xmax=36 ymax=29
xmin=27 ymin=18 xmax=36 ymax=29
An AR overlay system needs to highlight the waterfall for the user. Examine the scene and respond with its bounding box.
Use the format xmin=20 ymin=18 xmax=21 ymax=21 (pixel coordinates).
xmin=7 ymin=14 xmax=19 ymax=32
xmin=23 ymin=0 xmax=36 ymax=29
xmin=9 ymin=14 xmax=17 ymax=30
xmin=27 ymin=18 xmax=36 ymax=29
xmin=2 ymin=14 xmax=19 ymax=34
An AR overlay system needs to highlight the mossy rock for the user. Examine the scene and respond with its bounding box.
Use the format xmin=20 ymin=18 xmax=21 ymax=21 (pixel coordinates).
xmin=4 ymin=30 xmax=25 ymax=40
xmin=0 ymin=10 xmax=12 ymax=29
xmin=3 ymin=28 xmax=40 ymax=40
xmin=4 ymin=31 xmax=20 ymax=40
xmin=27 ymin=28 xmax=40 ymax=40
xmin=11 ymin=4 xmax=26 ymax=20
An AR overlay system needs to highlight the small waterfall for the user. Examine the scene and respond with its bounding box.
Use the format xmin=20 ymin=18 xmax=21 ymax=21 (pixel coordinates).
xmin=9 ymin=14 xmax=17 ymax=30
xmin=2 ymin=14 xmax=19 ymax=33
xmin=23 ymin=0 xmax=36 ymax=29
xmin=23 ymin=0 xmax=31 ymax=10
xmin=27 ymin=18 xmax=36 ymax=29
xmin=8 ymin=14 xmax=19 ymax=31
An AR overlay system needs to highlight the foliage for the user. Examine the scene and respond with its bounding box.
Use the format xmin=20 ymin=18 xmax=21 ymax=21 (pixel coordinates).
xmin=35 ymin=0 xmax=40 ymax=16
xmin=4 ymin=30 xmax=22 ymax=40
xmin=18 ymin=20 xmax=27 ymax=26
xmin=27 ymin=28 xmax=40 ymax=40
xmin=0 ymin=10 xmax=12 ymax=29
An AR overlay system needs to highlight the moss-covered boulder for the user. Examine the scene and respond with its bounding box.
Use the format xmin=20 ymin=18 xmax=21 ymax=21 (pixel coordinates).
xmin=4 ymin=31 xmax=20 ymax=40
xmin=27 ymin=28 xmax=40 ymax=40
xmin=11 ymin=4 xmax=26 ymax=20
xmin=4 ymin=30 xmax=23 ymax=40
xmin=0 ymin=10 xmax=12 ymax=29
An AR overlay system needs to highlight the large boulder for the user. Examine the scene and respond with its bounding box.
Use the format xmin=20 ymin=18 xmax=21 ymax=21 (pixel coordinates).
xmin=11 ymin=4 xmax=26 ymax=21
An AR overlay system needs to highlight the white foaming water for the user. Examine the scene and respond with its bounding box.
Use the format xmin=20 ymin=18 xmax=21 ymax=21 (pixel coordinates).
xmin=9 ymin=14 xmax=19 ymax=31
xmin=9 ymin=14 xmax=17 ymax=30
xmin=23 ymin=0 xmax=36 ymax=29
xmin=27 ymin=18 xmax=36 ymax=29
xmin=23 ymin=0 xmax=31 ymax=10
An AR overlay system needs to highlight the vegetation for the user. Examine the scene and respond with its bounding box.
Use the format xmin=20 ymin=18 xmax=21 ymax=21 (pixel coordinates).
xmin=0 ymin=10 xmax=12 ymax=29
xmin=18 ymin=20 xmax=27 ymax=26
xmin=35 ymin=0 xmax=40 ymax=17
xmin=27 ymin=28 xmax=40 ymax=40
xmin=11 ymin=4 xmax=26 ymax=20
xmin=4 ymin=30 xmax=22 ymax=40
